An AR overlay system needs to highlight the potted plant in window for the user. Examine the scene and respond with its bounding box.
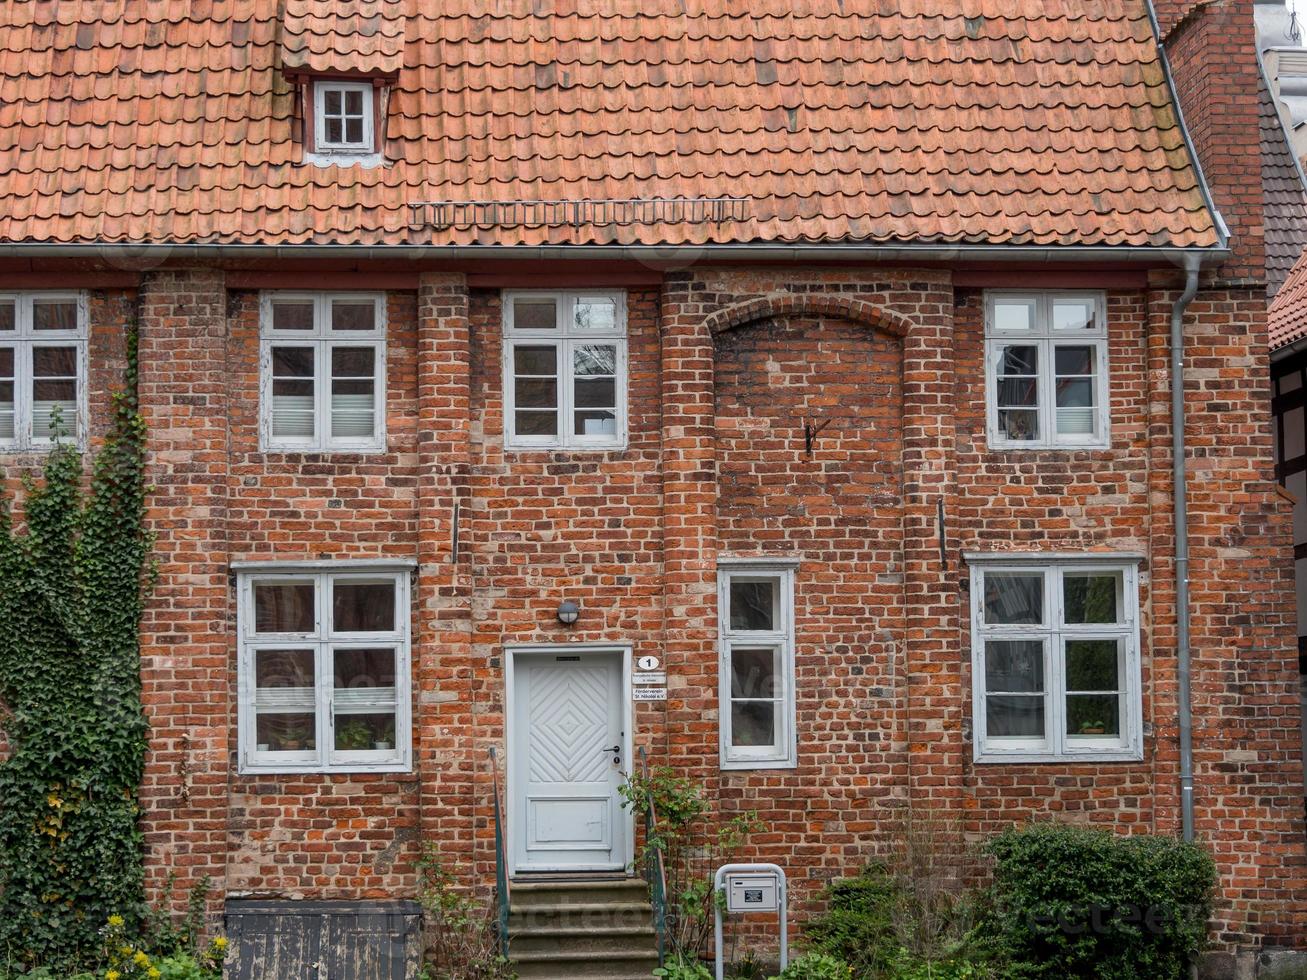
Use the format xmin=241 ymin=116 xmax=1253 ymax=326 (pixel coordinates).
xmin=1079 ymin=719 xmax=1107 ymax=736
xmin=374 ymin=721 xmax=394 ymax=752
xmin=280 ymin=722 xmax=309 ymax=752
xmin=337 ymin=719 xmax=372 ymax=751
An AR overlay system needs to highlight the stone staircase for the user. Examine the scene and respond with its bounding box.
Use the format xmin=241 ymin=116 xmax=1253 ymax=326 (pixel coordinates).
xmin=507 ymin=878 xmax=661 ymax=980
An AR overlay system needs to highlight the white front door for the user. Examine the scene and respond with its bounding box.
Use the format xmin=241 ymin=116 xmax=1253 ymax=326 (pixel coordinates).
xmin=509 ymin=649 xmax=629 ymax=873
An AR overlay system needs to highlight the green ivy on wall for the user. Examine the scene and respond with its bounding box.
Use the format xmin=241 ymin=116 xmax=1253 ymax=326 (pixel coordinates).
xmin=0 ymin=321 xmax=151 ymax=971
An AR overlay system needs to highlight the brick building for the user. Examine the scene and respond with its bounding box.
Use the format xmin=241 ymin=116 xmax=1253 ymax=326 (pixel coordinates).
xmin=0 ymin=0 xmax=1305 ymax=977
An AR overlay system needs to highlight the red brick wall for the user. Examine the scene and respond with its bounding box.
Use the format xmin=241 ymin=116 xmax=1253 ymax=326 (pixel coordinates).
xmin=0 ymin=267 xmax=1302 ymax=953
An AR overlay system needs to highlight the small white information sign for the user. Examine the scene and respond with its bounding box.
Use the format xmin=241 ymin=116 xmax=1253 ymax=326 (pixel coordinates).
xmin=632 ymin=687 xmax=668 ymax=701
xmin=633 ymin=671 xmax=667 ymax=685
xmin=637 ymin=655 xmax=661 ymax=671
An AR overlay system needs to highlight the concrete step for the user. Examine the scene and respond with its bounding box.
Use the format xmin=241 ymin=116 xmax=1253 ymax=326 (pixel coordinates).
xmin=511 ymin=949 xmax=661 ymax=980
xmin=510 ymin=877 xmax=651 ymax=908
xmin=510 ymin=923 xmax=658 ymax=956
xmin=509 ymin=901 xmax=655 ymax=931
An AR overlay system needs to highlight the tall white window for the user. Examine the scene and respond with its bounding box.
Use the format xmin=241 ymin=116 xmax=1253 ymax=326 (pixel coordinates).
xmin=502 ymin=291 xmax=627 ymax=449
xmin=237 ymin=565 xmax=411 ymax=773
xmin=259 ymin=292 xmax=386 ymax=452
xmin=0 ymin=292 xmax=86 ymax=451
xmin=985 ymin=291 xmax=1109 ymax=449
xmin=314 ymin=81 xmax=374 ymax=153
xmin=718 ymin=563 xmax=797 ymax=769
xmin=969 ymin=556 xmax=1142 ymax=763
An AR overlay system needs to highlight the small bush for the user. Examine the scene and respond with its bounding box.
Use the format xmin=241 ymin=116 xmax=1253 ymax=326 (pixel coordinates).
xmin=775 ymin=953 xmax=854 ymax=980
xmin=983 ymin=823 xmax=1215 ymax=980
xmin=655 ymin=955 xmax=714 ymax=980
xmin=801 ymin=866 xmax=900 ymax=977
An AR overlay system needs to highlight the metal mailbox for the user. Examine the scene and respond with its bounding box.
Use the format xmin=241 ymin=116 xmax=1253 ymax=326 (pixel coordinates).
xmin=726 ymin=872 xmax=779 ymax=913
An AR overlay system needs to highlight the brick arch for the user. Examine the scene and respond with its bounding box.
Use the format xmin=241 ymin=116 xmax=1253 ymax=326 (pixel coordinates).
xmin=702 ymin=293 xmax=912 ymax=339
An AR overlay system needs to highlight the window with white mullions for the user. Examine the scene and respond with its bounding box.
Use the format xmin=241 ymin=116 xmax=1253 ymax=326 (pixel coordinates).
xmin=985 ymin=291 xmax=1108 ymax=449
xmin=718 ymin=565 xmax=797 ymax=769
xmin=314 ymin=81 xmax=373 ymax=153
xmin=502 ymin=291 xmax=627 ymax=449
xmin=260 ymin=293 xmax=386 ymax=452
xmin=969 ymin=558 xmax=1141 ymax=762
xmin=0 ymin=292 xmax=86 ymax=450
xmin=239 ymin=569 xmax=411 ymax=773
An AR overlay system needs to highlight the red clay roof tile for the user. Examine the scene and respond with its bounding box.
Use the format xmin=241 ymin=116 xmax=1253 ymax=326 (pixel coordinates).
xmin=0 ymin=0 xmax=1219 ymax=248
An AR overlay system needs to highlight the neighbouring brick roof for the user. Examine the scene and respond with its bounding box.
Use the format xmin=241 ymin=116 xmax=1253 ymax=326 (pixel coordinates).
xmin=1270 ymin=249 xmax=1307 ymax=349
xmin=0 ymin=0 xmax=1221 ymax=248
xmin=1261 ymin=76 xmax=1307 ymax=299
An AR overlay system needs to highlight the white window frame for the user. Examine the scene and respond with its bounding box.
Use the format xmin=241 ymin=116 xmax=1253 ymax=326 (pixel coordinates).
xmin=984 ymin=291 xmax=1110 ymax=450
xmin=237 ymin=565 xmax=412 ymax=774
xmin=258 ymin=291 xmax=387 ymax=453
xmin=968 ymin=555 xmax=1143 ymax=763
xmin=718 ymin=562 xmax=797 ymax=769
xmin=313 ymin=80 xmax=375 ymax=154
xmin=0 ymin=291 xmax=88 ymax=452
xmin=501 ymin=290 xmax=628 ymax=450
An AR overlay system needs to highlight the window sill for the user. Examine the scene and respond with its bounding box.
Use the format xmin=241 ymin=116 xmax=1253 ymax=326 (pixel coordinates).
xmin=258 ymin=445 xmax=389 ymax=456
xmin=238 ymin=761 xmax=412 ymax=776
xmin=986 ymin=441 xmax=1112 ymax=452
xmin=973 ymin=748 xmax=1142 ymax=765
xmin=503 ymin=441 xmax=630 ymax=454
xmin=304 ymin=151 xmax=386 ymax=169
xmin=720 ymin=757 xmax=798 ymax=771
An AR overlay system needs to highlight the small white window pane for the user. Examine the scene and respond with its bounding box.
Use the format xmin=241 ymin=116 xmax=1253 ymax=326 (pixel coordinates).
xmin=982 ymin=573 xmax=1043 ymax=625
xmin=333 ymin=647 xmax=397 ymax=751
xmin=995 ymin=344 xmax=1039 ymax=442
xmin=1065 ymin=639 xmax=1120 ymax=692
xmin=332 ymin=580 xmax=396 ymax=633
xmin=272 ymin=301 xmax=315 ymax=331
xmin=31 ymin=345 xmax=77 ymax=440
xmin=0 ymin=301 xmax=14 ymax=331
xmin=254 ymin=582 xmax=315 ymax=633
xmin=1063 ymin=573 xmax=1120 ymax=624
xmin=1054 ymin=345 xmax=1096 ymax=436
xmin=985 ymin=694 xmax=1045 ymax=737
xmin=0 ymin=347 xmax=13 ymax=439
xmin=574 ymin=298 xmax=617 ymax=330
xmin=731 ymin=700 xmax=779 ymax=747
xmin=345 ymin=90 xmax=364 ymax=115
xmin=514 ymin=346 xmax=557 ymax=376
xmin=1052 ymin=298 xmax=1097 ymax=331
xmin=345 ymin=117 xmax=364 ymax=144
xmin=514 ymin=344 xmax=559 ymax=435
xmin=1065 ymin=695 xmax=1120 ymax=737
xmin=515 ymin=411 xmax=558 ymax=436
xmin=993 ymin=300 xmax=1035 ymax=331
xmin=730 ymin=647 xmax=779 ymax=697
xmin=32 ymin=299 xmax=78 ymax=331
xmin=515 ymin=376 xmax=557 ymax=408
xmin=325 ymin=119 xmax=344 ymax=144
xmin=271 ymin=347 xmax=315 ymax=439
xmin=325 ymin=90 xmax=342 ymax=114
xmin=729 ymin=579 xmax=776 ymax=631
xmin=331 ymin=301 xmax=376 ymax=332
xmin=513 ymin=298 xmax=557 ymax=329
xmin=984 ymin=640 xmax=1044 ymax=693
xmin=330 ymin=347 xmax=376 ymax=439
xmin=256 ymin=712 xmax=317 ymax=753
xmin=334 ymin=711 xmax=397 ymax=751
xmin=253 ymin=648 xmax=317 ymax=753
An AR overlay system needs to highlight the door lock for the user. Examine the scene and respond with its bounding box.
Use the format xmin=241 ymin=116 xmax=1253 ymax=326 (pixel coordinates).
xmin=600 ymin=744 xmax=621 ymax=765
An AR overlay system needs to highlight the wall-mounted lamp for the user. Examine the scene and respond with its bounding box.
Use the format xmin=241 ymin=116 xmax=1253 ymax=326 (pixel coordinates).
xmin=556 ymin=600 xmax=580 ymax=626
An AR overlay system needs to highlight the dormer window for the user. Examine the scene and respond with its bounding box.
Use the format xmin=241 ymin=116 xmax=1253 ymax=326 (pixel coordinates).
xmin=315 ymin=81 xmax=374 ymax=154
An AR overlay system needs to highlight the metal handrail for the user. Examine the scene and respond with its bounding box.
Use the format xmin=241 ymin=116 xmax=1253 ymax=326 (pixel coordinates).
xmin=637 ymin=746 xmax=669 ymax=966
xmin=489 ymin=746 xmax=511 ymax=956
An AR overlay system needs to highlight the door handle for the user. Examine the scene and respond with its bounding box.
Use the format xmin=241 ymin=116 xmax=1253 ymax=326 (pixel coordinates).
xmin=599 ymin=745 xmax=621 ymax=754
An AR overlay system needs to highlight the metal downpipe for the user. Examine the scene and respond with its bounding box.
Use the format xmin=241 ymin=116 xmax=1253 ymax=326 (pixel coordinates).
xmin=1172 ymin=259 xmax=1200 ymax=842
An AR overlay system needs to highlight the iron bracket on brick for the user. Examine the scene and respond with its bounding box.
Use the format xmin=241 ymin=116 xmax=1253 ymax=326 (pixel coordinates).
xmin=803 ymin=417 xmax=832 ymax=455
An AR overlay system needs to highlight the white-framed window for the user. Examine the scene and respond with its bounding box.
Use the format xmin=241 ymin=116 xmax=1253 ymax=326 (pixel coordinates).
xmin=968 ymin=556 xmax=1143 ymax=763
xmin=985 ymin=291 xmax=1109 ymax=449
xmin=0 ymin=291 xmax=87 ymax=451
xmin=259 ymin=292 xmax=386 ymax=452
xmin=502 ymin=290 xmax=627 ymax=450
xmin=718 ymin=563 xmax=797 ymax=769
xmin=237 ymin=565 xmax=411 ymax=774
xmin=314 ymin=81 xmax=374 ymax=153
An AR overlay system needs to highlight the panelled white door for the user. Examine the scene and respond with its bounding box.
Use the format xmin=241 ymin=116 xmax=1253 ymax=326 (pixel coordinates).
xmin=509 ymin=649 xmax=629 ymax=872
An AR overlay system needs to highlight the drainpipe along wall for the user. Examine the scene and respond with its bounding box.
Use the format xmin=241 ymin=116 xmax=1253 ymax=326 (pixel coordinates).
xmin=1172 ymin=260 xmax=1201 ymax=842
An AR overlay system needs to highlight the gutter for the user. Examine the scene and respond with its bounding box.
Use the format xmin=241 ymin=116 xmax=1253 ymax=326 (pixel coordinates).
xmin=1172 ymin=258 xmax=1202 ymax=843
xmin=0 ymin=242 xmax=1230 ymax=264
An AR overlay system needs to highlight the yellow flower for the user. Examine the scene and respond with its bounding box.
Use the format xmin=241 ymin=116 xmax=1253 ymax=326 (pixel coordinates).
xmin=212 ymin=936 xmax=228 ymax=950
xmin=46 ymin=794 xmax=63 ymax=808
xmin=107 ymin=914 xmax=125 ymax=928
xmin=148 ymin=969 xmax=161 ymax=980
xmin=133 ymin=950 xmax=151 ymax=967
xmin=106 ymin=972 xmax=120 ymax=980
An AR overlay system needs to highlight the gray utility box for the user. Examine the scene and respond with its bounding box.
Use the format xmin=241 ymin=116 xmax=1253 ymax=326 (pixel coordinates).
xmin=725 ymin=872 xmax=780 ymax=913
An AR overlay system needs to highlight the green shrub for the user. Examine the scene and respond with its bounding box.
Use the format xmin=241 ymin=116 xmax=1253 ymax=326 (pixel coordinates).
xmin=983 ymin=823 xmax=1215 ymax=980
xmin=802 ymin=865 xmax=900 ymax=977
xmin=774 ymin=953 xmax=853 ymax=980
xmin=654 ymin=955 xmax=713 ymax=980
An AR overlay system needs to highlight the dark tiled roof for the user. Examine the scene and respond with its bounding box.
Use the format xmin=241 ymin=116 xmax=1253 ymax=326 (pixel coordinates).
xmin=1261 ymin=76 xmax=1307 ymax=299
xmin=0 ymin=0 xmax=1221 ymax=248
